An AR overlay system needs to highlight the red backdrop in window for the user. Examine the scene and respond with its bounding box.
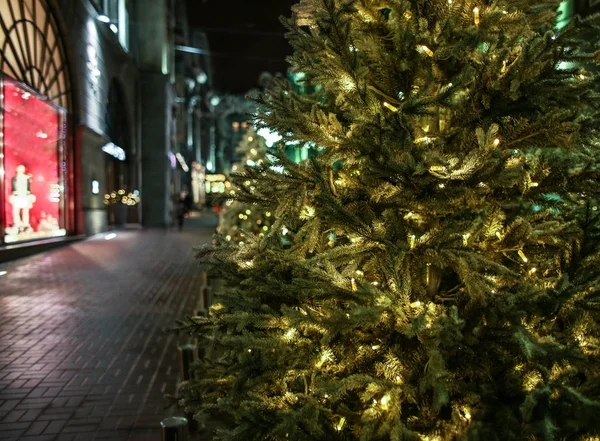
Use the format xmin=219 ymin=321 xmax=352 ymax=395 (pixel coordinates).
xmin=3 ymin=80 xmax=63 ymax=232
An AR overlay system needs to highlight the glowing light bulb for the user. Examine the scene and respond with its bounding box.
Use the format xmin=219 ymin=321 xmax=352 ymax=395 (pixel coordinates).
xmin=473 ymin=7 xmax=480 ymax=25
xmin=351 ymin=278 xmax=357 ymax=292
xmin=341 ymin=76 xmax=355 ymax=91
xmin=518 ymin=250 xmax=528 ymax=263
xmin=415 ymin=136 xmax=432 ymax=144
xmin=529 ymin=267 xmax=537 ymax=274
xmin=417 ymin=45 xmax=434 ymax=57
xmin=380 ymin=395 xmax=390 ymax=410
xmin=409 ymin=235 xmax=416 ymax=249
xmin=493 ymin=138 xmax=500 ymax=146
xmin=411 ymin=301 xmax=422 ymax=308
xmin=462 ymin=233 xmax=470 ymax=246
xmin=383 ymin=101 xmax=399 ymax=112
xmin=316 ymin=350 xmax=332 ymax=368
xmin=302 ymin=205 xmax=315 ymax=218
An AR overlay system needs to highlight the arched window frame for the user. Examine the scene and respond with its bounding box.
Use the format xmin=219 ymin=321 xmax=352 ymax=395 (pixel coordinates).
xmin=0 ymin=0 xmax=71 ymax=111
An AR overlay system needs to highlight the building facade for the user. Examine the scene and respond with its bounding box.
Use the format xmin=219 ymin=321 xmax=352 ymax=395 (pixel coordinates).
xmin=172 ymin=3 xmax=220 ymax=209
xmin=0 ymin=0 xmax=181 ymax=259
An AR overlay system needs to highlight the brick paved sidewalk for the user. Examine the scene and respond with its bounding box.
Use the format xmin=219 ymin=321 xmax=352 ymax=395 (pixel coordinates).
xmin=0 ymin=215 xmax=218 ymax=441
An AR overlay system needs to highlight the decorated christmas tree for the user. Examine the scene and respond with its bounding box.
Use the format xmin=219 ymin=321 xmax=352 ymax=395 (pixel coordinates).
xmin=218 ymin=128 xmax=275 ymax=242
xmin=177 ymin=1 xmax=600 ymax=440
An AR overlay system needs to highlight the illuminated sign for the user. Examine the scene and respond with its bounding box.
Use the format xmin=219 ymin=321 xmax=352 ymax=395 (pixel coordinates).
xmin=101 ymin=142 xmax=126 ymax=161
xmin=175 ymin=152 xmax=190 ymax=172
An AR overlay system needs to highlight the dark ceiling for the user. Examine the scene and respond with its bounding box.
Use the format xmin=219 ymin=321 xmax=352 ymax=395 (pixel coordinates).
xmin=186 ymin=0 xmax=297 ymax=94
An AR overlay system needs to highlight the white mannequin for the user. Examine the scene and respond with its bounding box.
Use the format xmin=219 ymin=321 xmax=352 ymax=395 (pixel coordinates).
xmin=191 ymin=162 xmax=206 ymax=207
xmin=9 ymin=165 xmax=36 ymax=233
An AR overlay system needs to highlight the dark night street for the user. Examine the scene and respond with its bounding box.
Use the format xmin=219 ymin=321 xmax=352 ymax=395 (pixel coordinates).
xmin=0 ymin=215 xmax=218 ymax=441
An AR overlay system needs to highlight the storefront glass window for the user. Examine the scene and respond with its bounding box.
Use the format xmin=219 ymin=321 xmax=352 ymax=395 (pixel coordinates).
xmin=1 ymin=78 xmax=66 ymax=243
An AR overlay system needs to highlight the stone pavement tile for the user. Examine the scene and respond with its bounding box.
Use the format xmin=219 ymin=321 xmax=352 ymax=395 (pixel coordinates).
xmin=23 ymin=420 xmax=48 ymax=436
xmin=0 ymin=216 xmax=219 ymax=441
xmin=42 ymin=419 xmax=68 ymax=434
xmin=37 ymin=409 xmax=75 ymax=421
xmin=15 ymin=398 xmax=54 ymax=409
xmin=18 ymin=409 xmax=44 ymax=422
xmin=0 ymin=399 xmax=21 ymax=411
xmin=98 ymin=416 xmax=119 ymax=431
xmin=92 ymin=430 xmax=131 ymax=440
xmin=2 ymin=409 xmax=26 ymax=422
xmin=26 ymin=388 xmax=48 ymax=399
xmin=61 ymin=423 xmax=99 ymax=434
xmin=0 ymin=422 xmax=29 ymax=438
xmin=42 ymin=387 xmax=64 ymax=398
xmin=0 ymin=390 xmax=30 ymax=400
xmin=19 ymin=436 xmax=56 ymax=441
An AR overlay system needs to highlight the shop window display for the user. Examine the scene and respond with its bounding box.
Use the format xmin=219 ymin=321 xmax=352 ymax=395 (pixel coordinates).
xmin=1 ymin=78 xmax=66 ymax=243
